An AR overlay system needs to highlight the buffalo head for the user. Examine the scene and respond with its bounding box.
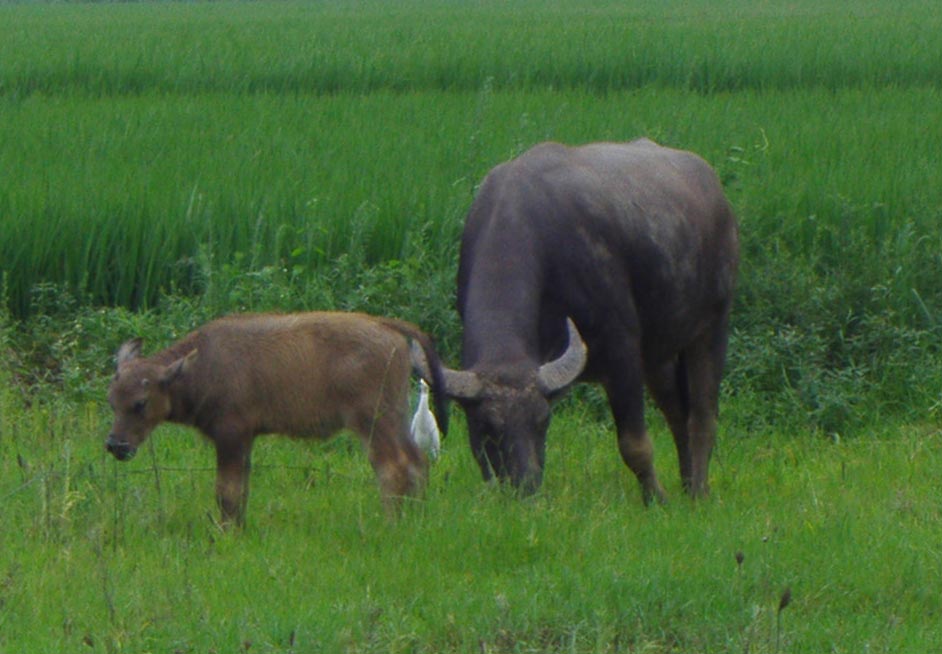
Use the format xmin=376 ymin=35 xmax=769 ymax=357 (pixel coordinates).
xmin=438 ymin=319 xmax=587 ymax=493
xmin=106 ymin=338 xmax=196 ymax=461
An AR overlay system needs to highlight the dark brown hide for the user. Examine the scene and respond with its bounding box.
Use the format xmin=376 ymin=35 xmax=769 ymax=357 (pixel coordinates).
xmin=106 ymin=312 xmax=449 ymax=525
xmin=445 ymin=139 xmax=739 ymax=502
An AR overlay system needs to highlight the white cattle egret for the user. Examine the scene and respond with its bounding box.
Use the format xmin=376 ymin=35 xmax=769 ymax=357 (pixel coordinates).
xmin=410 ymin=379 xmax=440 ymax=460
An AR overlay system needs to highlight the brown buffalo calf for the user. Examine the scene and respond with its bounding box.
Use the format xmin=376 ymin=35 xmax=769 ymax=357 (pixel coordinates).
xmin=106 ymin=312 xmax=448 ymax=526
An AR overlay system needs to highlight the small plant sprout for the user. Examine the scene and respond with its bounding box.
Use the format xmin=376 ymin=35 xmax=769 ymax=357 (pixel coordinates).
xmin=776 ymin=585 xmax=792 ymax=653
xmin=411 ymin=379 xmax=441 ymax=460
xmin=778 ymin=586 xmax=792 ymax=613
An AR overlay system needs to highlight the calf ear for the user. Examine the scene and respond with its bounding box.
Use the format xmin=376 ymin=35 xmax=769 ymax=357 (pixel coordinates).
xmin=116 ymin=338 xmax=144 ymax=368
xmin=160 ymin=349 xmax=198 ymax=388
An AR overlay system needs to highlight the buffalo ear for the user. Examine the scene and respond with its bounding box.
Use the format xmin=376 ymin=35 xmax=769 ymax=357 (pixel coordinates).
xmin=116 ymin=338 xmax=144 ymax=368
xmin=160 ymin=349 xmax=198 ymax=388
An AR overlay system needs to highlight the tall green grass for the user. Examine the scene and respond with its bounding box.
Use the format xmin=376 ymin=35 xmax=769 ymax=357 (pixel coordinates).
xmin=2 ymin=0 xmax=941 ymax=323
xmin=3 ymin=85 xmax=942 ymax=315
xmin=1 ymin=90 xmax=478 ymax=312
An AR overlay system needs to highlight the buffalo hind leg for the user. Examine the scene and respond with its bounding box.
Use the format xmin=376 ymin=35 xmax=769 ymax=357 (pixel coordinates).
xmin=682 ymin=315 xmax=730 ymax=497
xmin=646 ymin=357 xmax=695 ymax=492
xmin=214 ymin=438 xmax=253 ymax=528
xmin=606 ymin=355 xmax=666 ymax=505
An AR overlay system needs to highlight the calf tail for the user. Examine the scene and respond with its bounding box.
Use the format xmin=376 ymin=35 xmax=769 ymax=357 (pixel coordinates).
xmin=378 ymin=318 xmax=450 ymax=437
xmin=415 ymin=335 xmax=450 ymax=438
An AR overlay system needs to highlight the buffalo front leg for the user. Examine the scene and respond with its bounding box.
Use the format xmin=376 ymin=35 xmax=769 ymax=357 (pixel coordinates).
xmin=605 ymin=356 xmax=666 ymax=505
xmin=214 ymin=439 xmax=253 ymax=527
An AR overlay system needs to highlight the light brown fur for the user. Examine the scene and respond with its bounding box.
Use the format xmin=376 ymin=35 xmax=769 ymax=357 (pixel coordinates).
xmin=106 ymin=312 xmax=447 ymax=526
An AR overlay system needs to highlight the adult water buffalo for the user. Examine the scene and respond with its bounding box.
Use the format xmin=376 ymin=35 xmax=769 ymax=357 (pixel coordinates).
xmin=439 ymin=139 xmax=738 ymax=503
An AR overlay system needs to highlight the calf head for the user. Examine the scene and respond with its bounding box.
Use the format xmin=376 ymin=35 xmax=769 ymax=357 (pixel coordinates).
xmin=443 ymin=319 xmax=587 ymax=493
xmin=106 ymin=338 xmax=196 ymax=461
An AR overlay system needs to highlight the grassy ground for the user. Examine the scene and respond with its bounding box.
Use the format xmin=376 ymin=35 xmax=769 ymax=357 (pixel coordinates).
xmin=1 ymin=391 xmax=941 ymax=652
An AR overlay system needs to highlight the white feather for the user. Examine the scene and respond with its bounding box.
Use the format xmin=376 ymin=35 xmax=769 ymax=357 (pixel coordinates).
xmin=410 ymin=379 xmax=440 ymax=460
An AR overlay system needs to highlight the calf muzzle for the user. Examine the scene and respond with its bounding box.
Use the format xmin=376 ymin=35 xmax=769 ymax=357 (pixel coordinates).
xmin=106 ymin=436 xmax=136 ymax=461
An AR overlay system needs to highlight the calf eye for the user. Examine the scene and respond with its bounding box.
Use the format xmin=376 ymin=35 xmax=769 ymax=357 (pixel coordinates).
xmin=132 ymin=399 xmax=147 ymax=415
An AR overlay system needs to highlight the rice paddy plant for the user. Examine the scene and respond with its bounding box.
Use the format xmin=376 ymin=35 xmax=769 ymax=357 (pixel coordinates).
xmin=4 ymin=84 xmax=942 ymax=317
xmin=1 ymin=0 xmax=940 ymax=97
xmin=3 ymin=0 xmax=941 ymax=333
xmin=0 ymin=90 xmax=467 ymax=314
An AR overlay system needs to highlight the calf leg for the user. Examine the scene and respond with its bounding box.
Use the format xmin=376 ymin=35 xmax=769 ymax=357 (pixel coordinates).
xmin=605 ymin=348 xmax=666 ymax=505
xmin=368 ymin=436 xmax=428 ymax=514
xmin=376 ymin=441 xmax=426 ymax=498
xmin=214 ymin=439 xmax=252 ymax=527
xmin=357 ymin=408 xmax=428 ymax=512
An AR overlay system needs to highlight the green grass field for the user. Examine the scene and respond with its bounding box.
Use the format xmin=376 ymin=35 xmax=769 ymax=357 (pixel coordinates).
xmin=2 ymin=393 xmax=941 ymax=652
xmin=2 ymin=0 xmax=942 ymax=651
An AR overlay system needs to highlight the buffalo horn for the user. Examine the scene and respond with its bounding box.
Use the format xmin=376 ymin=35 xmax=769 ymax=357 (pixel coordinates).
xmin=537 ymin=318 xmax=587 ymax=395
xmin=410 ymin=340 xmax=484 ymax=400
xmin=442 ymin=368 xmax=484 ymax=400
